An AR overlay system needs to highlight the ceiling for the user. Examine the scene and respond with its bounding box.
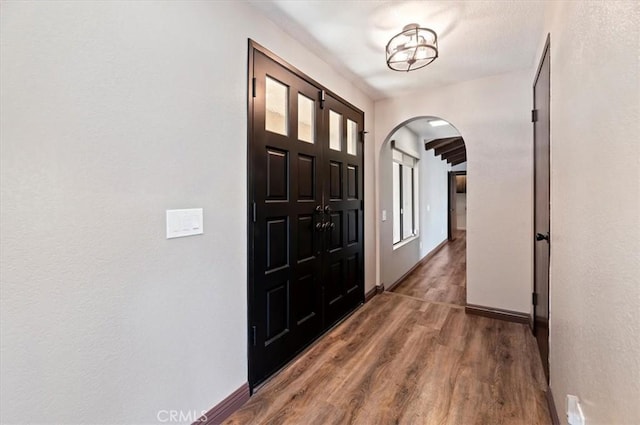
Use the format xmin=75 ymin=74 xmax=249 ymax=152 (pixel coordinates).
xmin=249 ymin=0 xmax=546 ymax=100
xmin=404 ymin=117 xmax=466 ymax=164
xmin=404 ymin=117 xmax=460 ymax=142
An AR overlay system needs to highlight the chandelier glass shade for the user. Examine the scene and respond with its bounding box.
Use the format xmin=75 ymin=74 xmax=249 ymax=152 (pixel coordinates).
xmin=386 ymin=23 xmax=438 ymax=72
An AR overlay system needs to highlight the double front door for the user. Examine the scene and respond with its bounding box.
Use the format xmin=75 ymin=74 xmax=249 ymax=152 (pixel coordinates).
xmin=248 ymin=44 xmax=364 ymax=388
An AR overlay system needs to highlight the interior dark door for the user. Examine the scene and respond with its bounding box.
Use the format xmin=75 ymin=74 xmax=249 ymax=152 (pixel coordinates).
xmin=250 ymin=51 xmax=324 ymax=385
xmin=533 ymin=36 xmax=550 ymax=381
xmin=321 ymin=94 xmax=365 ymax=327
xmin=249 ymin=44 xmax=364 ymax=388
xmin=448 ymin=172 xmax=457 ymax=241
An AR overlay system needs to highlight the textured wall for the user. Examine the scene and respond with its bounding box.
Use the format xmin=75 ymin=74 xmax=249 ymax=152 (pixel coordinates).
xmin=0 ymin=1 xmax=374 ymax=423
xmin=379 ymin=126 xmax=422 ymax=286
xmin=418 ymin=149 xmax=451 ymax=257
xmin=540 ymin=1 xmax=640 ymax=423
xmin=379 ymin=125 xmax=450 ymax=287
xmin=456 ymin=194 xmax=467 ymax=230
xmin=375 ymin=70 xmax=534 ymax=313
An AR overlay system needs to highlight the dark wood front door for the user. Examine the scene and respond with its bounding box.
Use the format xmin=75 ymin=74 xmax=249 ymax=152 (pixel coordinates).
xmin=248 ymin=43 xmax=364 ymax=388
xmin=321 ymin=93 xmax=365 ymax=327
xmin=533 ymin=35 xmax=551 ymax=381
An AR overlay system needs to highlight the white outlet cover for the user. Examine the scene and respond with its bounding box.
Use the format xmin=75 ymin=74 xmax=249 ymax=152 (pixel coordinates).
xmin=382 ymin=210 xmax=387 ymax=222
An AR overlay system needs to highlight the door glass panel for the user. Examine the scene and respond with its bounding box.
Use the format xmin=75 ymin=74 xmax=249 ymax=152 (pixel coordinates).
xmin=298 ymin=94 xmax=314 ymax=143
xmin=346 ymin=119 xmax=357 ymax=155
xmin=329 ymin=110 xmax=342 ymax=151
xmin=265 ymin=76 xmax=288 ymax=136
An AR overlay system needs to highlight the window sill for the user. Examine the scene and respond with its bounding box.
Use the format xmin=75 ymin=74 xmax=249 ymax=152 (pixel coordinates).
xmin=393 ymin=235 xmax=419 ymax=251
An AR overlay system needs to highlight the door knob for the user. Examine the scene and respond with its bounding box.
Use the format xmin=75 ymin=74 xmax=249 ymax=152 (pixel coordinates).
xmin=315 ymin=222 xmax=324 ymax=232
xmin=324 ymin=205 xmax=331 ymax=214
xmin=322 ymin=222 xmax=336 ymax=231
xmin=536 ymin=232 xmax=550 ymax=242
xmin=315 ymin=205 xmax=323 ymax=213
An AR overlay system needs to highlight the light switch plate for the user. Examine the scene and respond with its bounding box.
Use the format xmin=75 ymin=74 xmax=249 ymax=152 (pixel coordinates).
xmin=166 ymin=208 xmax=204 ymax=239
xmin=382 ymin=210 xmax=387 ymax=221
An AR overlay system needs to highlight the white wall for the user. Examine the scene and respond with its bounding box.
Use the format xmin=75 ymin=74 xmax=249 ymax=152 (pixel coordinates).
xmin=451 ymin=162 xmax=467 ymax=172
xmin=378 ymin=126 xmax=450 ymax=288
xmin=0 ymin=1 xmax=375 ymax=423
xmin=375 ymin=70 xmax=533 ymax=314
xmin=539 ymin=1 xmax=640 ymax=423
xmin=379 ymin=125 xmax=450 ymax=287
xmin=419 ymin=149 xmax=450 ymax=256
xmin=456 ymin=193 xmax=467 ymax=230
xmin=380 ymin=126 xmax=421 ymax=286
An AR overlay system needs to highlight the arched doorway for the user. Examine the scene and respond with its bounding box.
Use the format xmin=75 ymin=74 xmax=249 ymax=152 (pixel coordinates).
xmin=377 ymin=116 xmax=467 ymax=305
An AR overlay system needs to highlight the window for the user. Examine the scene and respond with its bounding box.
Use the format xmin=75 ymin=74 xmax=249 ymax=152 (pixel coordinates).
xmin=265 ymin=76 xmax=288 ymax=136
xmin=346 ymin=119 xmax=357 ymax=155
xmin=297 ymin=93 xmax=315 ymax=143
xmin=392 ymin=149 xmax=419 ymax=245
xmin=329 ymin=110 xmax=342 ymax=151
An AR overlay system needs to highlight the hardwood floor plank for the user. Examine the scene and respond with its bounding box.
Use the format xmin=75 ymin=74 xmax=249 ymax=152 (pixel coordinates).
xmin=392 ymin=230 xmax=467 ymax=305
xmin=225 ymin=230 xmax=551 ymax=425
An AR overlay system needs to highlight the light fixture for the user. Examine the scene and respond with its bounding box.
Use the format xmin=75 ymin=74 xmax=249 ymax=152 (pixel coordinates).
xmin=386 ymin=23 xmax=438 ymax=72
xmin=429 ymin=119 xmax=449 ymax=127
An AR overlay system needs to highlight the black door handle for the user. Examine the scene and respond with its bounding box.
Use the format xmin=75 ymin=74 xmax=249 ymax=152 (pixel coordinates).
xmin=536 ymin=232 xmax=550 ymax=242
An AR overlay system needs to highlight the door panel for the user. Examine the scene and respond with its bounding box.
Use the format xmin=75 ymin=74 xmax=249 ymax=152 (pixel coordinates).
xmin=533 ymin=36 xmax=551 ymax=381
xmin=251 ymin=51 xmax=324 ymax=384
xmin=249 ymin=47 xmax=364 ymax=388
xmin=297 ymin=154 xmax=315 ymax=200
xmin=329 ymin=161 xmax=342 ymax=199
xmin=322 ymin=94 xmax=364 ymax=327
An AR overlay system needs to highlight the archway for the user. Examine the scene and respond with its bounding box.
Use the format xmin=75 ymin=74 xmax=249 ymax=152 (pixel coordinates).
xmin=377 ymin=116 xmax=467 ymax=305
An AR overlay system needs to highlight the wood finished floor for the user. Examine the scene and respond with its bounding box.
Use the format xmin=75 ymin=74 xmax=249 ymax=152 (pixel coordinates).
xmin=225 ymin=292 xmax=551 ymax=424
xmin=392 ymin=230 xmax=467 ymax=306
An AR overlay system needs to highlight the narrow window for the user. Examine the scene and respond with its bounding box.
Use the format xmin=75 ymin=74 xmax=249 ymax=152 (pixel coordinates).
xmin=346 ymin=119 xmax=357 ymax=155
xmin=392 ymin=149 xmax=419 ymax=245
xmin=265 ymin=76 xmax=288 ymax=135
xmin=329 ymin=110 xmax=342 ymax=151
xmin=297 ymin=93 xmax=314 ymax=143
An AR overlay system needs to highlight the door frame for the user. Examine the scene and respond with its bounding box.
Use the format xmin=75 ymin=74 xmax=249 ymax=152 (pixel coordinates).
xmin=246 ymin=40 xmax=366 ymax=391
xmin=448 ymin=171 xmax=466 ymax=241
xmin=532 ymin=33 xmax=551 ymax=380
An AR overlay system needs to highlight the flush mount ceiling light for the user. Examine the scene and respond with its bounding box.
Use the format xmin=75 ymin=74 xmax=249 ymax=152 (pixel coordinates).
xmin=386 ymin=23 xmax=438 ymax=72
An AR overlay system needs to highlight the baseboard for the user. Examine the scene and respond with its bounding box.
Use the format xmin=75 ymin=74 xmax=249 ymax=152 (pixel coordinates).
xmin=465 ymin=304 xmax=530 ymax=324
xmin=364 ymin=284 xmax=385 ymax=303
xmin=386 ymin=239 xmax=448 ymax=293
xmin=546 ymin=387 xmax=560 ymax=425
xmin=196 ymin=383 xmax=250 ymax=425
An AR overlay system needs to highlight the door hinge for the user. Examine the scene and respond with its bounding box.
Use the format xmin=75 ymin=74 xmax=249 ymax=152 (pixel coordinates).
xmin=532 ymin=292 xmax=538 ymax=306
xmin=319 ymin=90 xmax=325 ymax=109
xmin=251 ymin=325 xmax=257 ymax=346
xmin=531 ymin=109 xmax=538 ymax=122
xmin=252 ymin=77 xmax=257 ymax=98
xmin=252 ymin=201 xmax=256 ymax=223
xmin=360 ymin=131 xmax=368 ymax=143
